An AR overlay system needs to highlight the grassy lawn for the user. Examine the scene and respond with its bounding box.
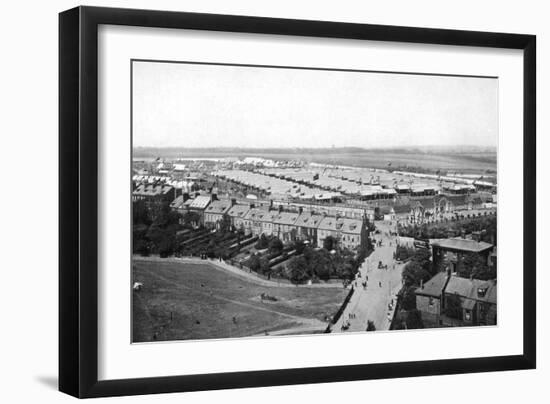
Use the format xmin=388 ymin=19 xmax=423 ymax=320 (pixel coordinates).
xmin=132 ymin=260 xmax=347 ymax=342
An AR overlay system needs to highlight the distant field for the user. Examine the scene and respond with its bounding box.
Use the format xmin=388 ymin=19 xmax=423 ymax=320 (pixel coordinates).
xmin=132 ymin=260 xmax=347 ymax=342
xmin=133 ymin=147 xmax=496 ymax=173
xmin=263 ymin=151 xmax=496 ymax=173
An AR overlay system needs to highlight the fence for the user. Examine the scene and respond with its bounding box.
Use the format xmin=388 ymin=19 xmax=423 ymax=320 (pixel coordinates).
xmin=325 ymin=286 xmax=355 ymax=333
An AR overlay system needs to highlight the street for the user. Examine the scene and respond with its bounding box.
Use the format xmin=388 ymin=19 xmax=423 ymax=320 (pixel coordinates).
xmin=333 ymin=220 xmax=405 ymax=333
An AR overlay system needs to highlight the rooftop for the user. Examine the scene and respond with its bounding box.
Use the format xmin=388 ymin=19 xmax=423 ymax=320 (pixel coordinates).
xmin=244 ymin=207 xmax=270 ymax=221
xmin=272 ymin=211 xmax=301 ymax=226
xmin=415 ymin=272 xmax=449 ymax=298
xmin=431 ymin=238 xmax=493 ymax=253
xmin=227 ymin=204 xmax=251 ymax=218
xmin=318 ymin=216 xmax=363 ymax=234
xmin=170 ymin=195 xmax=185 ymax=209
xmin=188 ymin=195 xmax=212 ymax=210
xmin=133 ymin=184 xmax=173 ymax=197
xmin=445 ymin=276 xmax=497 ymax=304
xmin=294 ymin=211 xmax=324 ymax=228
xmin=205 ymin=199 xmax=231 ymax=215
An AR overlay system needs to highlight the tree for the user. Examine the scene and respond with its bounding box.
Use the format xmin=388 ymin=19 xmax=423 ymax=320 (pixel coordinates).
xmin=410 ymin=248 xmax=433 ymax=275
xmin=293 ymin=239 xmax=306 ymax=255
xmin=400 ymin=286 xmax=418 ymax=310
xmin=458 ymin=252 xmax=494 ymax=280
xmin=473 ymin=265 xmax=496 ymax=281
xmin=308 ymin=248 xmax=333 ymax=280
xmin=133 ymin=200 xmax=151 ymax=225
xmin=157 ymin=234 xmax=174 ymax=258
xmin=205 ymin=238 xmax=217 ymax=258
xmin=255 ymin=234 xmax=269 ymax=249
xmin=405 ymin=310 xmax=424 ymax=329
xmin=268 ymin=237 xmax=283 ymax=254
xmin=182 ymin=211 xmax=200 ymax=227
xmin=133 ymin=238 xmax=149 ymax=256
xmin=445 ymin=293 xmax=463 ymax=319
xmin=247 ymin=254 xmax=262 ymax=272
xmin=219 ymin=213 xmax=232 ymax=234
xmin=259 ymin=256 xmax=271 ymax=275
xmin=402 ymin=260 xmax=431 ymax=287
xmin=286 ymin=256 xmax=309 ymax=283
xmin=365 ymin=218 xmax=376 ymax=233
xmin=323 ymin=235 xmax=337 ymax=251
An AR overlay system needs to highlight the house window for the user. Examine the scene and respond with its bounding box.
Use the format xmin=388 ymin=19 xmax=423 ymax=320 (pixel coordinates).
xmin=429 ymin=297 xmax=435 ymax=306
xmin=477 ymin=287 xmax=488 ymax=298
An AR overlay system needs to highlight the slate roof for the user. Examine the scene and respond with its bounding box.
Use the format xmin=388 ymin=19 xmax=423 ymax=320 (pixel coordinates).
xmin=318 ymin=216 xmax=363 ymax=234
xmin=415 ymin=272 xmax=449 ymax=298
xmin=205 ymin=200 xmax=231 ymax=215
xmin=227 ymin=204 xmax=250 ymax=218
xmin=445 ymin=276 xmax=497 ymax=305
xmin=271 ymin=211 xmax=301 ymax=226
xmin=431 ymin=238 xmax=493 ymax=253
xmin=188 ymin=195 xmax=212 ymax=210
xmin=170 ymin=195 xmax=185 ymax=209
xmin=294 ymin=212 xmax=324 ymax=229
xmin=133 ymin=184 xmax=173 ymax=197
xmin=244 ymin=207 xmax=270 ymax=222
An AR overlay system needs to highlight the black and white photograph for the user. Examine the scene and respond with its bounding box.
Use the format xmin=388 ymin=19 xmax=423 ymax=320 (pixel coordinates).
xmin=131 ymin=60 xmax=498 ymax=343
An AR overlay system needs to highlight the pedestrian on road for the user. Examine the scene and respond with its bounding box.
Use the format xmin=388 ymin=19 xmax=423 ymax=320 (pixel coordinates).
xmin=379 ymin=281 xmax=382 ymax=287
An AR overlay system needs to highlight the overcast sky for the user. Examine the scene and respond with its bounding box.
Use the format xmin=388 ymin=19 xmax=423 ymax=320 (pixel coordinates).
xmin=132 ymin=61 xmax=498 ymax=149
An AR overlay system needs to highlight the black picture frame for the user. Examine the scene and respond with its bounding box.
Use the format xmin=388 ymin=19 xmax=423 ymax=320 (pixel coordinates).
xmin=59 ymin=6 xmax=536 ymax=398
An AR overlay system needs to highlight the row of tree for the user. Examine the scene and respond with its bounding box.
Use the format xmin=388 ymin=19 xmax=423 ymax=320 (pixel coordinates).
xmin=398 ymin=214 xmax=497 ymax=244
xmin=394 ymin=247 xmax=434 ymax=329
xmin=133 ymin=200 xmax=182 ymax=257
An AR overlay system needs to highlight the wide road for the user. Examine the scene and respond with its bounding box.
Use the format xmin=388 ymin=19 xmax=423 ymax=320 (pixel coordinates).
xmin=333 ymin=220 xmax=405 ymax=333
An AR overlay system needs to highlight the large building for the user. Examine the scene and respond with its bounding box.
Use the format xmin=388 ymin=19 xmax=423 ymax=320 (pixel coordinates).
xmin=415 ymin=273 xmax=497 ymax=327
xmin=132 ymin=183 xmax=175 ymax=204
xmin=317 ymin=216 xmax=366 ymax=250
xmin=203 ymin=199 xmax=232 ymax=229
xmin=415 ymin=272 xmax=450 ymax=326
xmin=243 ymin=207 xmax=270 ymax=236
xmin=294 ymin=211 xmax=324 ymax=244
xmin=226 ymin=203 xmax=251 ymax=230
xmin=169 ymin=192 xmax=369 ymax=249
xmin=431 ymin=238 xmax=494 ymax=274
xmin=271 ymin=210 xmax=301 ymax=242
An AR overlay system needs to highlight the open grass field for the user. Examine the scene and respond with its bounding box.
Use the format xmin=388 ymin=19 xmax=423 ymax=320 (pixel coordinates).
xmin=132 ymin=260 xmax=348 ymax=342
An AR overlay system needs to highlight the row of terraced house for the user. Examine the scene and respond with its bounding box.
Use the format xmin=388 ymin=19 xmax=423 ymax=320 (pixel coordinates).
xmin=169 ymin=193 xmax=368 ymax=251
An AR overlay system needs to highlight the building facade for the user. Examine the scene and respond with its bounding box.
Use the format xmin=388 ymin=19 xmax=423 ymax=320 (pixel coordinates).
xmin=415 ymin=273 xmax=497 ymax=327
xmin=203 ymin=199 xmax=232 ymax=229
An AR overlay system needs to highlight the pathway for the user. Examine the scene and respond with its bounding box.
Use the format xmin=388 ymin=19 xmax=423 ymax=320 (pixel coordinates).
xmin=332 ymin=220 xmax=404 ymax=333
